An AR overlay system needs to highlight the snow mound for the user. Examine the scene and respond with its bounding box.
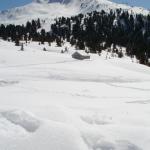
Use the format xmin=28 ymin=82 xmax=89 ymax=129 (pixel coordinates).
xmin=83 ymin=134 xmax=142 ymax=150
xmin=1 ymin=109 xmax=41 ymax=132
xmin=94 ymin=140 xmax=142 ymax=150
xmin=0 ymin=109 xmax=88 ymax=150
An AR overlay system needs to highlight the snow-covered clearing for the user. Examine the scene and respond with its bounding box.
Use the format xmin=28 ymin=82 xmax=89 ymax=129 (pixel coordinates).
xmin=0 ymin=40 xmax=150 ymax=150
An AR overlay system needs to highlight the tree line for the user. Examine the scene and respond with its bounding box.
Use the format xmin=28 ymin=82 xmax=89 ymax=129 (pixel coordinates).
xmin=0 ymin=9 xmax=150 ymax=66
xmin=51 ymin=10 xmax=150 ymax=65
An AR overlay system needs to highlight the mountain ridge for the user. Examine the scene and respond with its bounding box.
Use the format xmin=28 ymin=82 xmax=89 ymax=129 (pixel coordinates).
xmin=0 ymin=0 xmax=149 ymax=27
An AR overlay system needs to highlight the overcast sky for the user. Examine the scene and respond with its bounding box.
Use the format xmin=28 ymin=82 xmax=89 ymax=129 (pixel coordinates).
xmin=0 ymin=0 xmax=149 ymax=10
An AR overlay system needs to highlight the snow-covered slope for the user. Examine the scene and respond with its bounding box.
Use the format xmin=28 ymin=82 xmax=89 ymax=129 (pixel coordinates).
xmin=0 ymin=40 xmax=150 ymax=150
xmin=0 ymin=2 xmax=78 ymax=27
xmin=0 ymin=0 xmax=149 ymax=26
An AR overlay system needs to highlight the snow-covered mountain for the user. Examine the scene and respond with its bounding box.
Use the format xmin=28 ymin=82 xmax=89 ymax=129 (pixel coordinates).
xmin=0 ymin=0 xmax=149 ymax=26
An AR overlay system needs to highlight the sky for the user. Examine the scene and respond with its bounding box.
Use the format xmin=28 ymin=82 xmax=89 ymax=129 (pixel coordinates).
xmin=0 ymin=0 xmax=32 ymax=10
xmin=112 ymin=0 xmax=150 ymax=9
xmin=0 ymin=0 xmax=149 ymax=10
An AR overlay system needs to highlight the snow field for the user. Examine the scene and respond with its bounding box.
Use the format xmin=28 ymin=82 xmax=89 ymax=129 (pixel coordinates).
xmin=0 ymin=40 xmax=150 ymax=150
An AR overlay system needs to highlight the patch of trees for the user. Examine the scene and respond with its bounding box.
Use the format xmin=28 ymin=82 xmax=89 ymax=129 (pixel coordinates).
xmin=0 ymin=9 xmax=150 ymax=66
xmin=0 ymin=18 xmax=53 ymax=44
xmin=51 ymin=10 xmax=150 ymax=66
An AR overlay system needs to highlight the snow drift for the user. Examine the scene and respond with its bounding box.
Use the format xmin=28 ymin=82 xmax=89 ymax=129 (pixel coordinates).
xmin=0 ymin=109 xmax=88 ymax=150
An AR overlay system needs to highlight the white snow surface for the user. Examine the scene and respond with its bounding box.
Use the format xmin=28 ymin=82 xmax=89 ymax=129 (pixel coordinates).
xmin=0 ymin=40 xmax=150 ymax=150
xmin=0 ymin=0 xmax=149 ymax=29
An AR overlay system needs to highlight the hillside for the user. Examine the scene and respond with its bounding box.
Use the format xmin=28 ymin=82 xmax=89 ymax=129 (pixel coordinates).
xmin=0 ymin=40 xmax=150 ymax=150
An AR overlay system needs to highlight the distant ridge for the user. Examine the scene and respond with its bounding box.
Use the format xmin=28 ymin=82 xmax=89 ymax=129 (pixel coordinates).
xmin=0 ymin=0 xmax=149 ymax=27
